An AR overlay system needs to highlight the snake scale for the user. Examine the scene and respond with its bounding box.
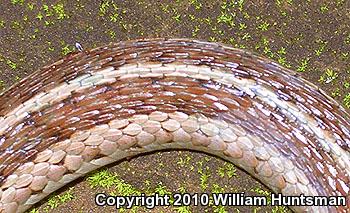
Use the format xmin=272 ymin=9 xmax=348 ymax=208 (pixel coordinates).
xmin=0 ymin=38 xmax=349 ymax=212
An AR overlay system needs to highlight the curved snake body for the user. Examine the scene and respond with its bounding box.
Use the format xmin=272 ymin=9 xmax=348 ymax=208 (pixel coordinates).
xmin=0 ymin=38 xmax=349 ymax=212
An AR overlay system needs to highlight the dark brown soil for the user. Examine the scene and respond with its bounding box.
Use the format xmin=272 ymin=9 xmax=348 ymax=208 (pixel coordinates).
xmin=0 ymin=0 xmax=349 ymax=212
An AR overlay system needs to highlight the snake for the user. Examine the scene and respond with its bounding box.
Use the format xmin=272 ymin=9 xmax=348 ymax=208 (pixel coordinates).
xmin=0 ymin=38 xmax=349 ymax=213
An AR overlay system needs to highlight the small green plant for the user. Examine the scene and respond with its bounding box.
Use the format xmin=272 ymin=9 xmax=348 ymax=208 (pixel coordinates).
xmin=58 ymin=187 xmax=74 ymax=203
xmin=110 ymin=13 xmax=119 ymax=22
xmin=46 ymin=195 xmax=60 ymax=210
xmin=276 ymin=0 xmax=293 ymax=6
xmin=61 ymin=44 xmax=73 ymax=55
xmin=204 ymin=17 xmax=212 ymax=25
xmin=177 ymin=155 xmax=191 ymax=167
xmin=211 ymin=184 xmax=228 ymax=213
xmin=29 ymin=208 xmax=39 ymax=213
xmin=173 ymin=14 xmax=181 ymax=22
xmin=263 ymin=46 xmax=274 ymax=58
xmin=276 ymin=47 xmax=291 ymax=67
xmin=154 ymin=182 xmax=171 ymax=196
xmin=196 ymin=160 xmax=211 ymax=190
xmin=296 ymin=57 xmax=310 ymax=72
xmin=212 ymin=183 xmax=224 ymax=193
xmin=320 ymin=4 xmax=329 ymax=13
xmin=217 ymin=166 xmax=226 ymax=178
xmin=336 ymin=0 xmax=345 ymax=6
xmin=192 ymin=25 xmax=200 ymax=37
xmin=257 ymin=21 xmax=270 ymax=31
xmin=199 ymin=168 xmax=210 ymax=190
xmin=11 ymin=0 xmax=24 ymax=5
xmin=174 ymin=206 xmax=191 ymax=213
xmin=42 ymin=188 xmax=75 ymax=212
xmin=6 ymin=59 xmax=17 ymax=69
xmin=319 ymin=68 xmax=338 ymax=83
xmin=331 ymin=88 xmax=340 ymax=98
xmin=345 ymin=34 xmax=350 ymax=45
xmin=280 ymin=11 xmax=287 ymax=17
xmin=315 ymin=39 xmax=328 ymax=56
xmin=109 ymin=30 xmax=116 ymax=38
xmin=160 ymin=4 xmax=170 ymax=13
xmin=36 ymin=12 xmax=43 ymax=20
xmin=190 ymin=0 xmax=202 ymax=10
xmin=242 ymin=33 xmax=252 ymax=41
xmin=237 ymin=0 xmax=245 ymax=11
xmin=53 ymin=3 xmax=68 ymax=20
xmin=252 ymin=186 xmax=271 ymax=207
xmin=217 ymin=11 xmax=235 ymax=28
xmin=43 ymin=4 xmax=51 ymax=16
xmin=340 ymin=52 xmax=349 ymax=60
xmin=0 ymin=80 xmax=4 ymax=90
xmin=238 ymin=23 xmax=247 ymax=30
xmin=224 ymin=163 xmax=237 ymax=178
xmin=343 ymin=93 xmax=350 ymax=108
xmin=99 ymin=0 xmax=110 ymax=16
xmin=209 ymin=36 xmax=217 ymax=42
xmin=87 ymin=169 xmax=119 ymax=188
xmin=27 ymin=2 xmax=34 ymax=10
xmin=119 ymin=22 xmax=128 ymax=31
xmin=114 ymin=178 xmax=141 ymax=196
xmin=189 ymin=14 xmax=196 ymax=21
xmin=11 ymin=21 xmax=20 ymax=29
xmin=217 ymin=162 xmax=237 ymax=178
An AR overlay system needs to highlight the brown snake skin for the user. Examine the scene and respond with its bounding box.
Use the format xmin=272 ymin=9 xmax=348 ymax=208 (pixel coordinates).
xmin=0 ymin=38 xmax=349 ymax=212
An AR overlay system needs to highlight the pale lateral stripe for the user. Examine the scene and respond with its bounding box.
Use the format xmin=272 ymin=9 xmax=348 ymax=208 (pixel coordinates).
xmin=0 ymin=113 xmax=326 ymax=212
xmin=0 ymin=62 xmax=349 ymax=178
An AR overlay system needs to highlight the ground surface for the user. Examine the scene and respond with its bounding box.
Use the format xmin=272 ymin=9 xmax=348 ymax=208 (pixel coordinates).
xmin=0 ymin=0 xmax=349 ymax=212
